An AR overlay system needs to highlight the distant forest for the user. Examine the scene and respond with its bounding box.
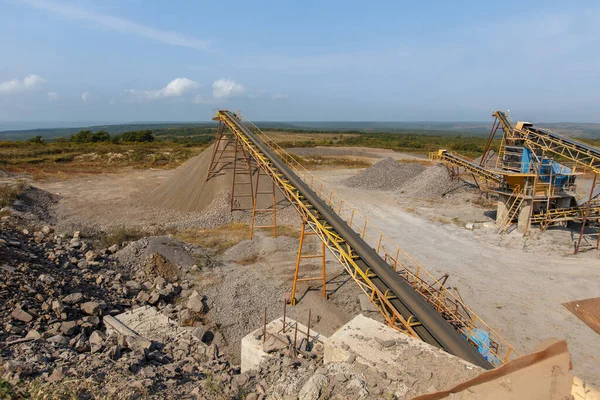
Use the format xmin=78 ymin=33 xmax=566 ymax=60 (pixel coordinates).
xmin=2 ymin=120 xmax=600 ymax=142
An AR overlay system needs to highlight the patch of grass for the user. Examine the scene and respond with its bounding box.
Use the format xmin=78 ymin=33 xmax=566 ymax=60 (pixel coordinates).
xmin=0 ymin=180 xmax=27 ymax=208
xmin=175 ymin=223 xmax=250 ymax=253
xmin=0 ymin=141 xmax=204 ymax=180
xmin=0 ymin=378 xmax=16 ymax=399
xmin=100 ymin=226 xmax=146 ymax=248
xmin=202 ymin=373 xmax=223 ymax=396
xmin=261 ymin=224 xmax=300 ymax=239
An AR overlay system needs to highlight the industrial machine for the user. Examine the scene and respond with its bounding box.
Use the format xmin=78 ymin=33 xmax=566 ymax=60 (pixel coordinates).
xmin=431 ymin=111 xmax=600 ymax=250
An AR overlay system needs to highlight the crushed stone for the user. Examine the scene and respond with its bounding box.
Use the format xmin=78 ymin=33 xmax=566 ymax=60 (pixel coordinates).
xmin=398 ymin=164 xmax=472 ymax=199
xmin=343 ymin=158 xmax=425 ymax=191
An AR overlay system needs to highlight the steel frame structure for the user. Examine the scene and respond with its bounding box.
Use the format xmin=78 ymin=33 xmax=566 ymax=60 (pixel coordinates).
xmin=214 ymin=110 xmax=517 ymax=367
xmin=290 ymin=222 xmax=327 ymax=305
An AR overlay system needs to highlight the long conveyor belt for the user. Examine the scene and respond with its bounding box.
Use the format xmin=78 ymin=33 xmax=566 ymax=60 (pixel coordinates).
xmin=218 ymin=110 xmax=492 ymax=369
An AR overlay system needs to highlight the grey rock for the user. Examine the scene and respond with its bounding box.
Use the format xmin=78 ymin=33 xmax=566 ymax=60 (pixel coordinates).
xmin=25 ymin=329 xmax=41 ymax=340
xmin=136 ymin=291 xmax=151 ymax=303
xmin=11 ymin=307 xmax=33 ymax=323
xmin=125 ymin=280 xmax=142 ymax=292
xmin=298 ymin=373 xmax=329 ymax=400
xmin=89 ymin=330 xmax=105 ymax=353
xmin=85 ymin=250 xmax=98 ymax=262
xmin=47 ymin=367 xmax=66 ymax=383
xmin=38 ymin=274 xmax=55 ymax=284
xmin=186 ymin=295 xmax=205 ymax=313
xmin=62 ymin=292 xmax=84 ymax=305
xmin=81 ymin=301 xmax=102 ymax=316
xmin=60 ymin=321 xmax=79 ymax=336
xmin=148 ymin=292 xmax=160 ymax=305
xmin=47 ymin=334 xmax=69 ymax=345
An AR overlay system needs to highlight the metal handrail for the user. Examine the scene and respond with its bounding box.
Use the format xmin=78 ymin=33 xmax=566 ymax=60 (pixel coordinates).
xmin=239 ymin=113 xmax=519 ymax=364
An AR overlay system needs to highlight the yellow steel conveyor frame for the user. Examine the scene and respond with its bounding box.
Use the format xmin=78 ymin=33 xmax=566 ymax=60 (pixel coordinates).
xmin=214 ymin=110 xmax=518 ymax=366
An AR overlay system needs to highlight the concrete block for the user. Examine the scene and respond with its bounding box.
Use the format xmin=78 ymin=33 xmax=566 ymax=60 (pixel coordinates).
xmin=324 ymin=314 xmax=481 ymax=380
xmin=358 ymin=294 xmax=378 ymax=312
xmin=107 ymin=306 xmax=205 ymax=351
xmin=241 ymin=317 xmax=326 ymax=373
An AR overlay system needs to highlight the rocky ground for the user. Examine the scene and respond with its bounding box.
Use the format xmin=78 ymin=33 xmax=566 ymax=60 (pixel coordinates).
xmin=0 ymin=185 xmax=400 ymax=399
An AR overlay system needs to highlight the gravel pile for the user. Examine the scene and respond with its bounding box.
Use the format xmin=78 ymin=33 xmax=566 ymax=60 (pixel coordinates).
xmin=1 ymin=184 xmax=59 ymax=225
xmin=114 ymin=236 xmax=217 ymax=277
xmin=399 ymin=164 xmax=470 ymax=198
xmin=344 ymin=158 xmax=425 ymax=191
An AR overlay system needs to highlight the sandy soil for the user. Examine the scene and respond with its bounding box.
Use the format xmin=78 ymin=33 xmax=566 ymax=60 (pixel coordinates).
xmin=313 ymin=167 xmax=600 ymax=385
xmin=287 ymin=146 xmax=426 ymax=164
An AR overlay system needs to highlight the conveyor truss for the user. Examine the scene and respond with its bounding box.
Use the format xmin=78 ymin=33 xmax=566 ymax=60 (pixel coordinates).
xmin=212 ymin=110 xmax=519 ymax=368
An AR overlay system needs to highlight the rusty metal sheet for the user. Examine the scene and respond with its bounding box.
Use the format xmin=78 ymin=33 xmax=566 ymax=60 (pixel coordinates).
xmin=563 ymin=297 xmax=600 ymax=335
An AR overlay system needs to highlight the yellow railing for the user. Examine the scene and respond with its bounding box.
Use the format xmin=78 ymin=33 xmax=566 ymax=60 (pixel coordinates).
xmin=237 ymin=113 xmax=519 ymax=364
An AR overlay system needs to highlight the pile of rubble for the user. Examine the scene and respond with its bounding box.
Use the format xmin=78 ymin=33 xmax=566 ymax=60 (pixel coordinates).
xmin=0 ymin=218 xmax=252 ymax=398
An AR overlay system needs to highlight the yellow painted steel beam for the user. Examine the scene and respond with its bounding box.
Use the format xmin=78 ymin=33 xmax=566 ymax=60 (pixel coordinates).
xmin=216 ymin=110 xmax=519 ymax=365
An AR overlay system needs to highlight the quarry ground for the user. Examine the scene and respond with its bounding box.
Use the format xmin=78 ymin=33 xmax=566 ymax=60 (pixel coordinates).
xmin=26 ymin=146 xmax=600 ymax=386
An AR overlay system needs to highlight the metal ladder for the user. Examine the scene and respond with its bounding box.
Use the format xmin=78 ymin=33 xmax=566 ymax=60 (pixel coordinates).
xmin=496 ymin=186 xmax=524 ymax=234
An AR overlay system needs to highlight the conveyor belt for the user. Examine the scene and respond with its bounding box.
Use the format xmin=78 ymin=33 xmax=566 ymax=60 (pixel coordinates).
xmin=217 ymin=110 xmax=492 ymax=369
xmin=430 ymin=150 xmax=503 ymax=185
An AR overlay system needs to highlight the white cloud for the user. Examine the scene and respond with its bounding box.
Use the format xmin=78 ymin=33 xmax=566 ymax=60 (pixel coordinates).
xmin=272 ymin=93 xmax=289 ymax=100
xmin=0 ymin=74 xmax=46 ymax=95
xmin=109 ymin=99 xmax=116 ymax=105
xmin=128 ymin=77 xmax=201 ymax=101
xmin=192 ymin=94 xmax=213 ymax=105
xmin=81 ymin=92 xmax=89 ymax=102
xmin=20 ymin=0 xmax=209 ymax=50
xmin=47 ymin=91 xmax=58 ymax=101
xmin=212 ymin=79 xmax=245 ymax=99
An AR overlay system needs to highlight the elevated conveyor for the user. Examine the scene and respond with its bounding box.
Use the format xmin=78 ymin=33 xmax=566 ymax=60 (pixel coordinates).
xmin=493 ymin=110 xmax=600 ymax=174
xmin=215 ymin=110 xmax=495 ymax=368
xmin=429 ymin=150 xmax=503 ymax=185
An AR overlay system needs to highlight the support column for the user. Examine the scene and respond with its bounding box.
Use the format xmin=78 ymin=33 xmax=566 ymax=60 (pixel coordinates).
xmin=517 ymin=200 xmax=532 ymax=233
xmin=290 ymin=223 xmax=327 ymax=306
xmin=496 ymin=194 xmax=510 ymax=224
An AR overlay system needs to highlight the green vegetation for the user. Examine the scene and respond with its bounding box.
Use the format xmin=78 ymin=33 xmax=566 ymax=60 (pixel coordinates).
xmin=278 ymin=132 xmax=496 ymax=157
xmin=0 ymin=180 xmax=27 ymax=208
xmin=100 ymin=226 xmax=146 ymax=247
xmin=0 ymin=141 xmax=203 ymax=179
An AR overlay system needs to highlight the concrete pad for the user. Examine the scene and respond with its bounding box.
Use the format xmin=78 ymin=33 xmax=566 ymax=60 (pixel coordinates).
xmin=241 ymin=316 xmax=327 ymax=373
xmin=107 ymin=306 xmax=206 ymax=350
xmin=324 ymin=314 xmax=482 ymax=383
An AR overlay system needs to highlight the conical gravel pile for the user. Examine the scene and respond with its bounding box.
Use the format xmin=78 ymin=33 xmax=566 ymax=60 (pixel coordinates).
xmin=343 ymin=157 xmax=425 ymax=191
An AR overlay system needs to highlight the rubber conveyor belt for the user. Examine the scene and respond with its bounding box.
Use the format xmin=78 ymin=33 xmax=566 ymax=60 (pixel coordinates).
xmin=222 ymin=111 xmax=492 ymax=369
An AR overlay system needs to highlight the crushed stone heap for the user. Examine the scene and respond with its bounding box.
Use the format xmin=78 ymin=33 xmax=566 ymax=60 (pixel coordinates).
xmin=343 ymin=158 xmax=426 ymax=191
xmin=399 ymin=164 xmax=471 ymax=198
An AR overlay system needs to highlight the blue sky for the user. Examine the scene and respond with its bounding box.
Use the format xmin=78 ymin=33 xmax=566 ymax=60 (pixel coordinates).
xmin=0 ymin=0 xmax=599 ymax=124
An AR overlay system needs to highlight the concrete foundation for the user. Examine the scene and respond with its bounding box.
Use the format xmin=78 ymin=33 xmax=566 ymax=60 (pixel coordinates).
xmin=323 ymin=314 xmax=480 ymax=380
xmin=517 ymin=200 xmax=532 ymax=232
xmin=496 ymin=194 xmax=510 ymax=224
xmin=241 ymin=317 xmax=326 ymax=373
